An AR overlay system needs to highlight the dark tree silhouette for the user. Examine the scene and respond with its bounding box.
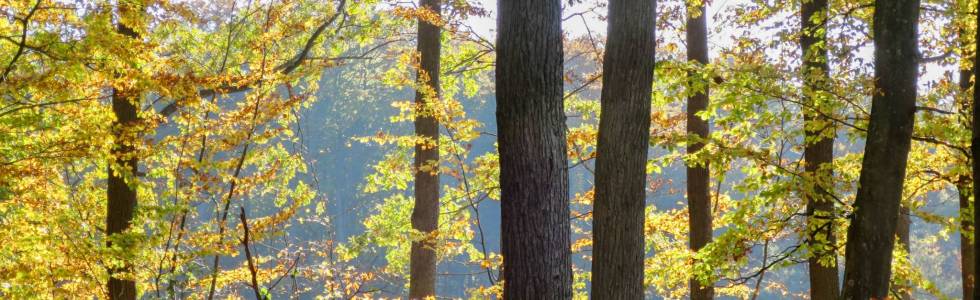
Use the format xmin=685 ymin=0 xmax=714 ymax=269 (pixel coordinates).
xmin=973 ymin=2 xmax=980 ymax=299
xmin=495 ymin=0 xmax=572 ymax=298
xmin=800 ymin=0 xmax=840 ymax=298
xmin=686 ymin=1 xmax=714 ymax=299
xmin=107 ymin=2 xmax=142 ymax=299
xmin=591 ymin=0 xmax=656 ymax=298
xmin=841 ymin=0 xmax=921 ymax=297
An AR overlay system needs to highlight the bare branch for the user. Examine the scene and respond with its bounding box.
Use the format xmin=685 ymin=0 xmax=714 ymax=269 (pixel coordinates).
xmin=239 ymin=207 xmax=264 ymax=300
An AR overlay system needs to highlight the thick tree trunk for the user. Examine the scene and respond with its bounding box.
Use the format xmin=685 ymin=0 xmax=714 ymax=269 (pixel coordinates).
xmin=408 ymin=0 xmax=441 ymax=298
xmin=107 ymin=3 xmax=142 ymax=300
xmin=686 ymin=2 xmax=714 ymax=299
xmin=495 ymin=0 xmax=572 ymax=298
xmin=840 ymin=0 xmax=920 ymax=298
xmin=590 ymin=0 xmax=656 ymax=298
xmin=800 ymin=0 xmax=840 ymax=298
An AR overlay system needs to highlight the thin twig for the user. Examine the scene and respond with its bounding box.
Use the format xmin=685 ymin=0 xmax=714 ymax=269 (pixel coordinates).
xmin=750 ymin=239 xmax=770 ymax=300
xmin=205 ymin=3 xmax=277 ymax=297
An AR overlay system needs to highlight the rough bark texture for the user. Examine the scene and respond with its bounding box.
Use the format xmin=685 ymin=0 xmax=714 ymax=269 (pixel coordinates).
xmin=107 ymin=3 xmax=141 ymax=300
xmin=409 ymin=0 xmax=441 ymax=298
xmin=840 ymin=0 xmax=920 ymax=298
xmin=590 ymin=0 xmax=656 ymax=298
xmin=959 ymin=58 xmax=975 ymax=300
xmin=800 ymin=0 xmax=840 ymax=298
xmin=495 ymin=0 xmax=572 ymax=298
xmin=686 ymin=2 xmax=714 ymax=299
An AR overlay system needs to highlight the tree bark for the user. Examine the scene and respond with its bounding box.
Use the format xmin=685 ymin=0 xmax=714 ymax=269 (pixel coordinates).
xmin=973 ymin=3 xmax=980 ymax=298
xmin=686 ymin=1 xmax=714 ymax=299
xmin=840 ymin=0 xmax=920 ymax=298
xmin=590 ymin=0 xmax=656 ymax=298
xmin=409 ymin=0 xmax=441 ymax=298
xmin=800 ymin=0 xmax=840 ymax=298
xmin=961 ymin=185 xmax=977 ymax=300
xmin=959 ymin=48 xmax=975 ymax=299
xmin=107 ymin=2 xmax=142 ymax=300
xmin=495 ymin=0 xmax=572 ymax=298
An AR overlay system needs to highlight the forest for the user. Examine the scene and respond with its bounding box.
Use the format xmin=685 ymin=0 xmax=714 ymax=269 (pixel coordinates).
xmin=0 ymin=0 xmax=977 ymax=299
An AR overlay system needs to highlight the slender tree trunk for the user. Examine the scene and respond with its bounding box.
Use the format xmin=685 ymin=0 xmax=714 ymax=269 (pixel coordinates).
xmin=959 ymin=51 xmax=975 ymax=299
xmin=590 ymin=0 xmax=656 ymax=298
xmin=409 ymin=0 xmax=441 ymax=298
xmin=107 ymin=2 xmax=142 ymax=300
xmin=686 ymin=1 xmax=713 ymax=299
xmin=962 ymin=184 xmax=977 ymax=300
xmin=840 ymin=0 xmax=920 ymax=298
xmin=800 ymin=0 xmax=840 ymax=298
xmin=495 ymin=0 xmax=571 ymax=298
xmin=896 ymin=207 xmax=912 ymax=299
xmin=959 ymin=25 xmax=977 ymax=297
xmin=973 ymin=3 xmax=980 ymax=298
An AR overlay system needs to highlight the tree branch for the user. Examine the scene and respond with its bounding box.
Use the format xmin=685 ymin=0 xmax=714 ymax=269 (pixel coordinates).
xmin=1 ymin=0 xmax=42 ymax=84
xmin=158 ymin=0 xmax=347 ymax=117
xmin=239 ymin=207 xmax=264 ymax=300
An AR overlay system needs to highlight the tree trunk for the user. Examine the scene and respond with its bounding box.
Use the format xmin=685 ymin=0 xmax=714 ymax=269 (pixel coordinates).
xmin=973 ymin=3 xmax=980 ymax=298
xmin=409 ymin=0 xmax=441 ymax=298
xmin=840 ymin=0 xmax=920 ymax=298
xmin=962 ymin=185 xmax=977 ymax=300
xmin=959 ymin=51 xmax=975 ymax=299
xmin=800 ymin=0 xmax=840 ymax=298
xmin=107 ymin=3 xmax=142 ymax=300
xmin=590 ymin=0 xmax=656 ymax=298
xmin=686 ymin=1 xmax=714 ymax=299
xmin=495 ymin=0 xmax=572 ymax=298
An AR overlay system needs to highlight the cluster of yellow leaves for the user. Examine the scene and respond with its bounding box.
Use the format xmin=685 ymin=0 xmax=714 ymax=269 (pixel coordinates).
xmin=0 ymin=0 xmax=393 ymax=298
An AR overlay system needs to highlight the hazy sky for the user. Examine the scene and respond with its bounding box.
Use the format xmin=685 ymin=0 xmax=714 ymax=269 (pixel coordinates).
xmin=462 ymin=0 xmax=611 ymax=38
xmin=458 ymin=0 xmax=953 ymax=86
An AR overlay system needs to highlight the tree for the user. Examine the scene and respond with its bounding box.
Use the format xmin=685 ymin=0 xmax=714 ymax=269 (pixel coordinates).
xmin=960 ymin=186 xmax=975 ymax=300
xmin=841 ymin=0 xmax=921 ymax=297
xmin=800 ymin=0 xmax=839 ymax=298
xmin=958 ymin=28 xmax=974 ymax=297
xmin=974 ymin=2 xmax=980 ymax=298
xmin=409 ymin=0 xmax=441 ymax=298
xmin=686 ymin=1 xmax=713 ymax=298
xmin=107 ymin=1 xmax=143 ymax=299
xmin=591 ymin=0 xmax=656 ymax=298
xmin=495 ymin=0 xmax=572 ymax=298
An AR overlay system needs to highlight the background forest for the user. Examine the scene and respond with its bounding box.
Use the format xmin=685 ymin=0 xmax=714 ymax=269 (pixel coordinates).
xmin=0 ymin=0 xmax=976 ymax=299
